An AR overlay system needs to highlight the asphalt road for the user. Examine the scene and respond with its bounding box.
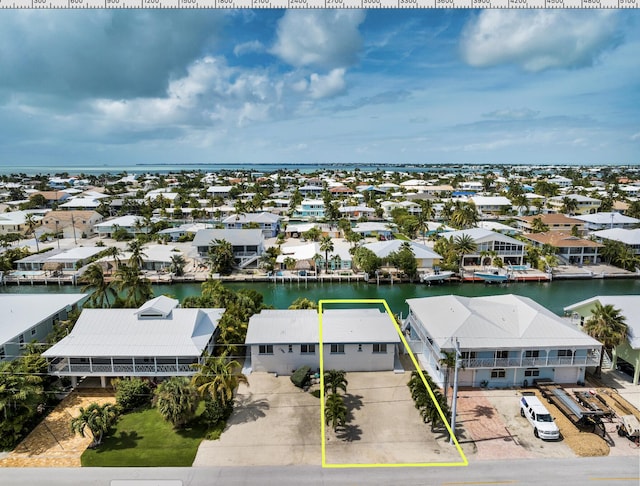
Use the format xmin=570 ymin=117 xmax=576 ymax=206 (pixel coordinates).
xmin=1 ymin=457 xmax=639 ymax=486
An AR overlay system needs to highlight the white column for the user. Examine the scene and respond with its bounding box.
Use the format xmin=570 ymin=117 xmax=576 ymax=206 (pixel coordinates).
xmin=100 ymin=376 xmax=107 ymax=388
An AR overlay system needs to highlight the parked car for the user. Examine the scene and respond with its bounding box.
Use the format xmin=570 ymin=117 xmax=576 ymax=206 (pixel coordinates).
xmin=616 ymin=359 xmax=635 ymax=377
xmin=520 ymin=395 xmax=561 ymax=440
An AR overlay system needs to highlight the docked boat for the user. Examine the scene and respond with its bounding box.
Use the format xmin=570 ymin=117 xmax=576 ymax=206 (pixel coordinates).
xmin=474 ymin=268 xmax=511 ymax=283
xmin=420 ymin=269 xmax=454 ymax=284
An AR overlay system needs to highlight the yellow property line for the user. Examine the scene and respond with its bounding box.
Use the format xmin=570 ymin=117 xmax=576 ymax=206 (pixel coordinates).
xmin=318 ymin=299 xmax=469 ymax=468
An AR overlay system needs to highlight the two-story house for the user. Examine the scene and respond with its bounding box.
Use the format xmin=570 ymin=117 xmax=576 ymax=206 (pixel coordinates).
xmin=403 ymin=294 xmax=601 ymax=388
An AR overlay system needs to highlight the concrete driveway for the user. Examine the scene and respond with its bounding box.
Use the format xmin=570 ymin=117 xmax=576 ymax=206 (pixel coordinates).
xmin=194 ymin=371 xmax=469 ymax=467
xmin=193 ymin=373 xmax=321 ymax=467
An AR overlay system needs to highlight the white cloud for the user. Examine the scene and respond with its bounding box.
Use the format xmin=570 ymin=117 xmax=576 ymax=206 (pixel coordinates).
xmin=461 ymin=10 xmax=620 ymax=72
xmin=482 ymin=108 xmax=540 ymax=120
xmin=270 ymin=10 xmax=365 ymax=69
xmin=631 ymin=132 xmax=640 ymax=141
xmin=233 ymin=40 xmax=264 ymax=57
xmin=309 ymin=69 xmax=347 ymax=99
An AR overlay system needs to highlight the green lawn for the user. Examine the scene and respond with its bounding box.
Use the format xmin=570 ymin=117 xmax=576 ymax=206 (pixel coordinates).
xmin=81 ymin=405 xmax=207 ymax=467
xmin=393 ymin=233 xmax=410 ymax=241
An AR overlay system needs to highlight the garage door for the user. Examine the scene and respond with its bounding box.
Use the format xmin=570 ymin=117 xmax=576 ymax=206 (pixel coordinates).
xmin=554 ymin=367 xmax=577 ymax=384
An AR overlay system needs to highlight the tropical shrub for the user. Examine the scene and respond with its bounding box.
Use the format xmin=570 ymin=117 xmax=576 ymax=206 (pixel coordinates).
xmin=113 ymin=377 xmax=152 ymax=411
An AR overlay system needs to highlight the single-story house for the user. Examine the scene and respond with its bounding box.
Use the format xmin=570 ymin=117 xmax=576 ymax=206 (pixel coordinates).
xmin=94 ymin=215 xmax=149 ymax=238
xmin=404 ymin=294 xmax=602 ymax=388
xmin=564 ymin=295 xmax=640 ymax=385
xmin=0 ymin=293 xmax=86 ymax=362
xmin=363 ymin=240 xmax=443 ymax=269
xmin=157 ymin=223 xmax=213 ymax=242
xmin=42 ymin=296 xmax=224 ymax=387
xmin=245 ymin=308 xmax=401 ymax=375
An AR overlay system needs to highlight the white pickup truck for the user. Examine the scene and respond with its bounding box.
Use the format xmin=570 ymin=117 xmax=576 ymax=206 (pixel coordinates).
xmin=520 ymin=395 xmax=560 ymax=440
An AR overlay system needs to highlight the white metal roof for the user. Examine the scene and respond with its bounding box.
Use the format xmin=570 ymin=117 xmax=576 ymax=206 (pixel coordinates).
xmin=592 ymin=228 xmax=640 ymax=245
xmin=0 ymin=294 xmax=87 ymax=345
xmin=94 ymin=215 xmax=143 ymax=228
xmin=135 ymin=296 xmax=179 ymax=318
xmin=245 ymin=308 xmax=400 ymax=345
xmin=470 ymin=196 xmax=513 ymax=206
xmin=564 ymin=295 xmax=640 ymax=349
xmin=43 ymin=306 xmax=224 ymax=358
xmin=47 ymin=246 xmax=103 ymax=262
xmin=574 ymin=212 xmax=639 ymax=225
xmin=363 ymin=240 xmax=442 ymax=260
xmin=192 ymin=229 xmax=263 ymax=247
xmin=407 ymin=294 xmax=601 ymax=351
xmin=221 ymin=212 xmax=280 ymax=224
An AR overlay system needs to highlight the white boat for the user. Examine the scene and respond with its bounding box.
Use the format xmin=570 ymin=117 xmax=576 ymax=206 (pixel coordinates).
xmin=474 ymin=268 xmax=510 ymax=283
xmin=420 ymin=269 xmax=454 ymax=283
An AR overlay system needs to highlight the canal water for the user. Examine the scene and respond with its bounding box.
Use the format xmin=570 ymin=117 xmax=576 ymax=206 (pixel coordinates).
xmin=2 ymin=279 xmax=639 ymax=317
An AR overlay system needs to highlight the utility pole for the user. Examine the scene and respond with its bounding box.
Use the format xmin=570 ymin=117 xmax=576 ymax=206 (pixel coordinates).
xmin=55 ymin=221 xmax=60 ymax=249
xmin=450 ymin=337 xmax=461 ymax=445
xmin=71 ymin=214 xmax=77 ymax=245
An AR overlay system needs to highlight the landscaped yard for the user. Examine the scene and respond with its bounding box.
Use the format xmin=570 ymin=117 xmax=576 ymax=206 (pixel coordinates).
xmin=81 ymin=405 xmax=207 ymax=467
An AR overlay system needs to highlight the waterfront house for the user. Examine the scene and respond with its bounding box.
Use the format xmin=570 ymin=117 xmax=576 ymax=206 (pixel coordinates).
xmin=244 ymin=308 xmax=401 ymax=376
xmin=443 ymin=228 xmax=525 ymax=266
xmin=591 ymin=228 xmax=640 ymax=256
xmin=192 ymin=228 xmax=264 ymax=268
xmin=403 ymin=294 xmax=602 ymax=388
xmin=564 ymin=296 xmax=639 ymax=385
xmin=221 ymin=212 xmax=281 ymax=238
xmin=523 ymin=232 xmax=602 ymax=265
xmin=547 ymin=194 xmax=602 ymax=215
xmin=363 ymin=240 xmax=442 ymax=270
xmin=42 ymin=296 xmax=224 ymax=387
xmin=0 ymin=294 xmax=86 ymax=363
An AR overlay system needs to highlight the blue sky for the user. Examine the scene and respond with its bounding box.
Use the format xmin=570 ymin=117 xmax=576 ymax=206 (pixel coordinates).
xmin=0 ymin=9 xmax=638 ymax=167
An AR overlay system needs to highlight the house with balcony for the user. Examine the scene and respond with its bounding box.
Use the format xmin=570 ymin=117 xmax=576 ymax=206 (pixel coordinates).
xmin=547 ymin=194 xmax=602 ymax=215
xmin=515 ymin=214 xmax=585 ymax=234
xmin=42 ymin=296 xmax=224 ymax=387
xmin=245 ymin=308 xmax=401 ymax=376
xmin=403 ymin=294 xmax=601 ymax=388
xmin=338 ymin=205 xmax=376 ymax=221
xmin=564 ymin=295 xmax=640 ymax=385
xmin=523 ymin=232 xmax=602 ymax=265
xmin=192 ymin=228 xmax=264 ymax=268
xmin=443 ymin=228 xmax=525 ymax=266
xmin=469 ymin=196 xmax=513 ymax=217
xmin=1 ymin=293 xmax=86 ymax=363
xmin=293 ymin=199 xmax=325 ymax=220
xmin=221 ymin=212 xmax=281 ymax=238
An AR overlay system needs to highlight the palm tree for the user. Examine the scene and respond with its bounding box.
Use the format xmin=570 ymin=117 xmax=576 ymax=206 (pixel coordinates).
xmin=324 ymin=393 xmax=347 ymax=432
xmin=320 ymin=236 xmax=334 ymax=272
xmin=324 ymin=369 xmax=348 ymax=395
xmin=114 ymin=264 xmax=153 ymax=308
xmin=208 ymin=238 xmax=235 ymax=275
xmin=288 ymin=297 xmax=318 ymax=310
xmin=561 ymin=196 xmax=579 ymax=215
xmin=191 ymin=355 xmax=248 ymax=407
xmin=530 ymin=217 xmax=549 ymax=233
xmin=127 ymin=239 xmax=147 ymax=270
xmin=81 ymin=263 xmax=116 ymax=308
xmin=584 ymin=302 xmax=628 ymax=376
xmin=452 ymin=234 xmax=477 ymax=270
xmin=169 ymin=253 xmax=186 ymax=276
xmin=438 ymin=351 xmax=466 ymax=406
xmin=24 ymin=213 xmax=40 ymax=252
xmin=104 ymin=246 xmax=123 ymax=273
xmin=153 ymin=377 xmax=198 ymax=428
xmin=70 ymin=402 xmax=119 ymax=447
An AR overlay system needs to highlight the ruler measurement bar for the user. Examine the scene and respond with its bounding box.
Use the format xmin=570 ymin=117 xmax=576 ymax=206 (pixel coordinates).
xmin=0 ymin=0 xmax=637 ymax=7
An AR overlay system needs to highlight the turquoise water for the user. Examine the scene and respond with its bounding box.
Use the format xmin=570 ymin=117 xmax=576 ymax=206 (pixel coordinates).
xmin=2 ymin=279 xmax=639 ymax=317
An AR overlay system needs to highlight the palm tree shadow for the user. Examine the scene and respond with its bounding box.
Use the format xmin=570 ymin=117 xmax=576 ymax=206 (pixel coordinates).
xmin=336 ymin=424 xmax=362 ymax=442
xmin=342 ymin=393 xmax=363 ymax=422
xmin=95 ymin=430 xmax=142 ymax=452
xmin=473 ymin=404 xmax=495 ymax=419
xmin=228 ymin=395 xmax=270 ymax=425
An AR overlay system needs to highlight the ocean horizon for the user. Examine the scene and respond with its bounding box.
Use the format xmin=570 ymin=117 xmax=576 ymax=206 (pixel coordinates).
xmin=0 ymin=161 xmax=635 ymax=177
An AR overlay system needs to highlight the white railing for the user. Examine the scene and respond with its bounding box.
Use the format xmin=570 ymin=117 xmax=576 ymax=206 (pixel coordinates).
xmin=48 ymin=359 xmax=199 ymax=375
xmin=461 ymin=355 xmax=599 ymax=369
